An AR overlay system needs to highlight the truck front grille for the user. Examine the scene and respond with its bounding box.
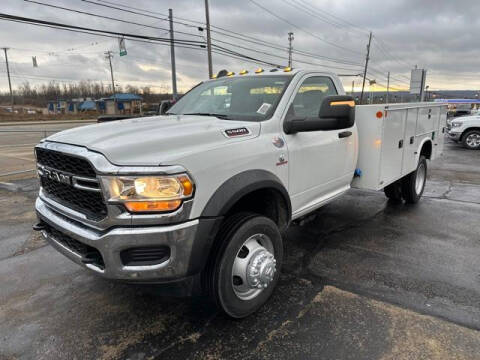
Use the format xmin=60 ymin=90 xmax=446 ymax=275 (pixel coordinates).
xmin=44 ymin=222 xmax=105 ymax=269
xmin=36 ymin=148 xmax=108 ymax=221
xmin=40 ymin=177 xmax=108 ymax=221
xmin=36 ymin=148 xmax=96 ymax=177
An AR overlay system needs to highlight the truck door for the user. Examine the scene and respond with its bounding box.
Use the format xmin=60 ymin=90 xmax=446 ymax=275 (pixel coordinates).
xmin=283 ymin=75 xmax=356 ymax=216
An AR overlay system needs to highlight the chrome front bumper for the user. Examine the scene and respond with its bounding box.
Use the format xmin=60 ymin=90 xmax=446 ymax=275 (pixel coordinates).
xmin=36 ymin=197 xmax=199 ymax=282
xmin=447 ymin=131 xmax=462 ymax=141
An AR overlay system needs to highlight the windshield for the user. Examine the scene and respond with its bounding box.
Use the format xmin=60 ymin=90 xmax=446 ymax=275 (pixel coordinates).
xmin=167 ymin=75 xmax=293 ymax=121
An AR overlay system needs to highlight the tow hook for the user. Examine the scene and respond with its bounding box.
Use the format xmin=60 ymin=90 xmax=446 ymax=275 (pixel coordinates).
xmin=81 ymin=252 xmax=101 ymax=265
xmin=32 ymin=222 xmax=46 ymax=231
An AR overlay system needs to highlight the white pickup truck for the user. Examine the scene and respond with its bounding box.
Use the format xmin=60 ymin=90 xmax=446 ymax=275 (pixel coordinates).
xmin=34 ymin=69 xmax=446 ymax=318
xmin=447 ymin=114 xmax=480 ymax=149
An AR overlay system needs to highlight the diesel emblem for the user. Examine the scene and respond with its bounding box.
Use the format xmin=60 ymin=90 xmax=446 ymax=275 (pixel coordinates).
xmin=224 ymin=127 xmax=250 ymax=137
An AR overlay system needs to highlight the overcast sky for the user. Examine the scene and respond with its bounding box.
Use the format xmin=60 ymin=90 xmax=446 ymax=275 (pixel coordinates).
xmin=0 ymin=0 xmax=479 ymax=94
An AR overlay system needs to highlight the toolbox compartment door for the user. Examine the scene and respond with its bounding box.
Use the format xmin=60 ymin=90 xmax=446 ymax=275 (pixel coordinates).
xmin=379 ymin=109 xmax=406 ymax=187
xmin=433 ymin=108 xmax=447 ymax=158
xmin=402 ymin=108 xmax=419 ymax=175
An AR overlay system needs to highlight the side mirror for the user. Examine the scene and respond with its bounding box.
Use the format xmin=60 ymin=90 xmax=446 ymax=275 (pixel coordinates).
xmin=159 ymin=100 xmax=174 ymax=115
xmin=284 ymin=95 xmax=355 ymax=134
xmin=318 ymin=95 xmax=355 ymax=128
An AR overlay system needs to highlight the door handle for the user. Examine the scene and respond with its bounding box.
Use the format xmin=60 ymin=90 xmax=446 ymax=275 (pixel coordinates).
xmin=338 ymin=131 xmax=352 ymax=138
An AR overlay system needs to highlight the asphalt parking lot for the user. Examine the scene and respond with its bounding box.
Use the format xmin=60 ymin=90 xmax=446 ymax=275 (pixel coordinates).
xmin=0 ymin=138 xmax=479 ymax=359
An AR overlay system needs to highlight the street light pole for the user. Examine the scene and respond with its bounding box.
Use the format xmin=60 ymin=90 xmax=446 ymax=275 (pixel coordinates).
xmin=169 ymin=8 xmax=178 ymax=100
xmin=204 ymin=0 xmax=213 ymax=78
xmin=2 ymin=48 xmax=14 ymax=111
xmin=360 ymin=31 xmax=372 ymax=104
xmin=288 ymin=32 xmax=294 ymax=67
xmin=386 ymin=71 xmax=390 ymax=104
xmin=105 ymin=51 xmax=116 ymax=114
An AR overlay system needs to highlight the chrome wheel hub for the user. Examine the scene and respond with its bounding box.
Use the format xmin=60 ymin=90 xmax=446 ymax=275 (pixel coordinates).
xmin=247 ymin=249 xmax=276 ymax=289
xmin=232 ymin=234 xmax=276 ymax=300
xmin=415 ymin=162 xmax=426 ymax=195
xmin=466 ymin=133 xmax=480 ymax=148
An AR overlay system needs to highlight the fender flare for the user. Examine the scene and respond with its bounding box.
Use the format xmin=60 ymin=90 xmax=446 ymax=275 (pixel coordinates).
xmin=187 ymin=170 xmax=291 ymax=276
xmin=416 ymin=138 xmax=433 ymax=162
xmin=200 ymin=169 xmax=291 ymax=224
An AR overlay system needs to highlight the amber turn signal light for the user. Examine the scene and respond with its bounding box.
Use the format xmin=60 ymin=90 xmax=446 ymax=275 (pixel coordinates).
xmin=178 ymin=175 xmax=194 ymax=196
xmin=331 ymin=100 xmax=355 ymax=107
xmin=124 ymin=200 xmax=182 ymax=213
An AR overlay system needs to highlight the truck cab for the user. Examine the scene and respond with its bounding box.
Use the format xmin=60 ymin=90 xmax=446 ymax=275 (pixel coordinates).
xmin=34 ymin=69 xmax=445 ymax=318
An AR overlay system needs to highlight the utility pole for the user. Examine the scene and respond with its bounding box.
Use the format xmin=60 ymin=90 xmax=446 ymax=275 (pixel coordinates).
xmin=105 ymin=51 xmax=116 ymax=114
xmin=360 ymin=31 xmax=372 ymax=104
xmin=204 ymin=0 xmax=213 ymax=78
xmin=288 ymin=32 xmax=294 ymax=67
xmin=168 ymin=9 xmax=178 ymax=99
xmin=2 ymin=48 xmax=13 ymax=111
xmin=351 ymin=80 xmax=355 ymax=96
xmin=386 ymin=71 xmax=390 ymax=104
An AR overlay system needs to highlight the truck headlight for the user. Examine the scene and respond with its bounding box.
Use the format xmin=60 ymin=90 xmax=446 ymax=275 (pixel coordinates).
xmin=101 ymin=174 xmax=194 ymax=213
xmin=451 ymin=122 xmax=462 ymax=128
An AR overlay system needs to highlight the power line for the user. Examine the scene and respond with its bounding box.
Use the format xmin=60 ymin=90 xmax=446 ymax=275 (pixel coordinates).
xmin=0 ymin=13 xmax=298 ymax=71
xmin=367 ymin=66 xmax=411 ymax=85
xmin=0 ymin=71 xmax=108 ymax=83
xmin=81 ymin=0 xmax=202 ymax=35
xmin=210 ymin=37 xmax=362 ymax=71
xmin=372 ymin=36 xmax=413 ymax=71
xmin=24 ymin=0 xmax=204 ymax=40
xmin=0 ymin=13 xmax=205 ymax=46
xmin=295 ymin=0 xmax=370 ymax=34
xmin=82 ymin=0 xmax=364 ymax=67
xmin=279 ymin=0 xmax=369 ymax=39
xmin=247 ymin=0 xmax=363 ymax=56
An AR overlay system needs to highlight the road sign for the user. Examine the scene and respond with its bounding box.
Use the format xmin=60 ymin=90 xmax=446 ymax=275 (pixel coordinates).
xmin=119 ymin=38 xmax=127 ymax=56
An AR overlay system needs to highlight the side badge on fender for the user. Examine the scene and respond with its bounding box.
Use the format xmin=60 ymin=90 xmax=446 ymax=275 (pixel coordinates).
xmin=276 ymin=154 xmax=288 ymax=166
xmin=272 ymin=136 xmax=285 ymax=148
xmin=224 ymin=127 xmax=250 ymax=138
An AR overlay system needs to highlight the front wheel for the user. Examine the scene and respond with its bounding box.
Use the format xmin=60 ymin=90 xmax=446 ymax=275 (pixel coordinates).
xmin=462 ymin=130 xmax=480 ymax=150
xmin=402 ymin=155 xmax=427 ymax=204
xmin=207 ymin=213 xmax=283 ymax=318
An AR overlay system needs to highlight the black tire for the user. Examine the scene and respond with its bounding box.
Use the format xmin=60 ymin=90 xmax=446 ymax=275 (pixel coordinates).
xmin=384 ymin=180 xmax=403 ymax=201
xmin=462 ymin=129 xmax=480 ymax=150
xmin=402 ymin=155 xmax=427 ymax=204
xmin=206 ymin=212 xmax=283 ymax=318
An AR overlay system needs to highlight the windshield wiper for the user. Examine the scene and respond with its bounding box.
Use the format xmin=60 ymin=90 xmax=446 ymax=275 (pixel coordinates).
xmin=183 ymin=112 xmax=231 ymax=119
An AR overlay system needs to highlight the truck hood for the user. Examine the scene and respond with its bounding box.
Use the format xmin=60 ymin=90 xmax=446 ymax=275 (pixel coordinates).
xmin=452 ymin=115 xmax=480 ymax=123
xmin=46 ymin=115 xmax=260 ymax=166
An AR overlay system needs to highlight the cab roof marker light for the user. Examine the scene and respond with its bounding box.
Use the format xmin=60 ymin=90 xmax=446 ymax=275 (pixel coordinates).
xmin=211 ymin=74 xmax=217 ymax=79
xmin=239 ymin=69 xmax=248 ymax=75
xmin=227 ymin=71 xmax=235 ymax=77
xmin=283 ymin=66 xmax=292 ymax=72
xmin=255 ymin=68 xmax=264 ymax=74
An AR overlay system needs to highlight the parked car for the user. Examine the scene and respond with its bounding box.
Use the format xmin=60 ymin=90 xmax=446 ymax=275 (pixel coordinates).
xmin=447 ymin=115 xmax=480 ymax=149
xmin=33 ymin=69 xmax=446 ymax=318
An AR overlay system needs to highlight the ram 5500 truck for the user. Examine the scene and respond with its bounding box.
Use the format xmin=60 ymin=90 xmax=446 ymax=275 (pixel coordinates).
xmin=33 ymin=69 xmax=447 ymax=318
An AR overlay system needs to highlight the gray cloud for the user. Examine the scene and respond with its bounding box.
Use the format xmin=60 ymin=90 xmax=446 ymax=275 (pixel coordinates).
xmin=0 ymin=0 xmax=479 ymax=93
